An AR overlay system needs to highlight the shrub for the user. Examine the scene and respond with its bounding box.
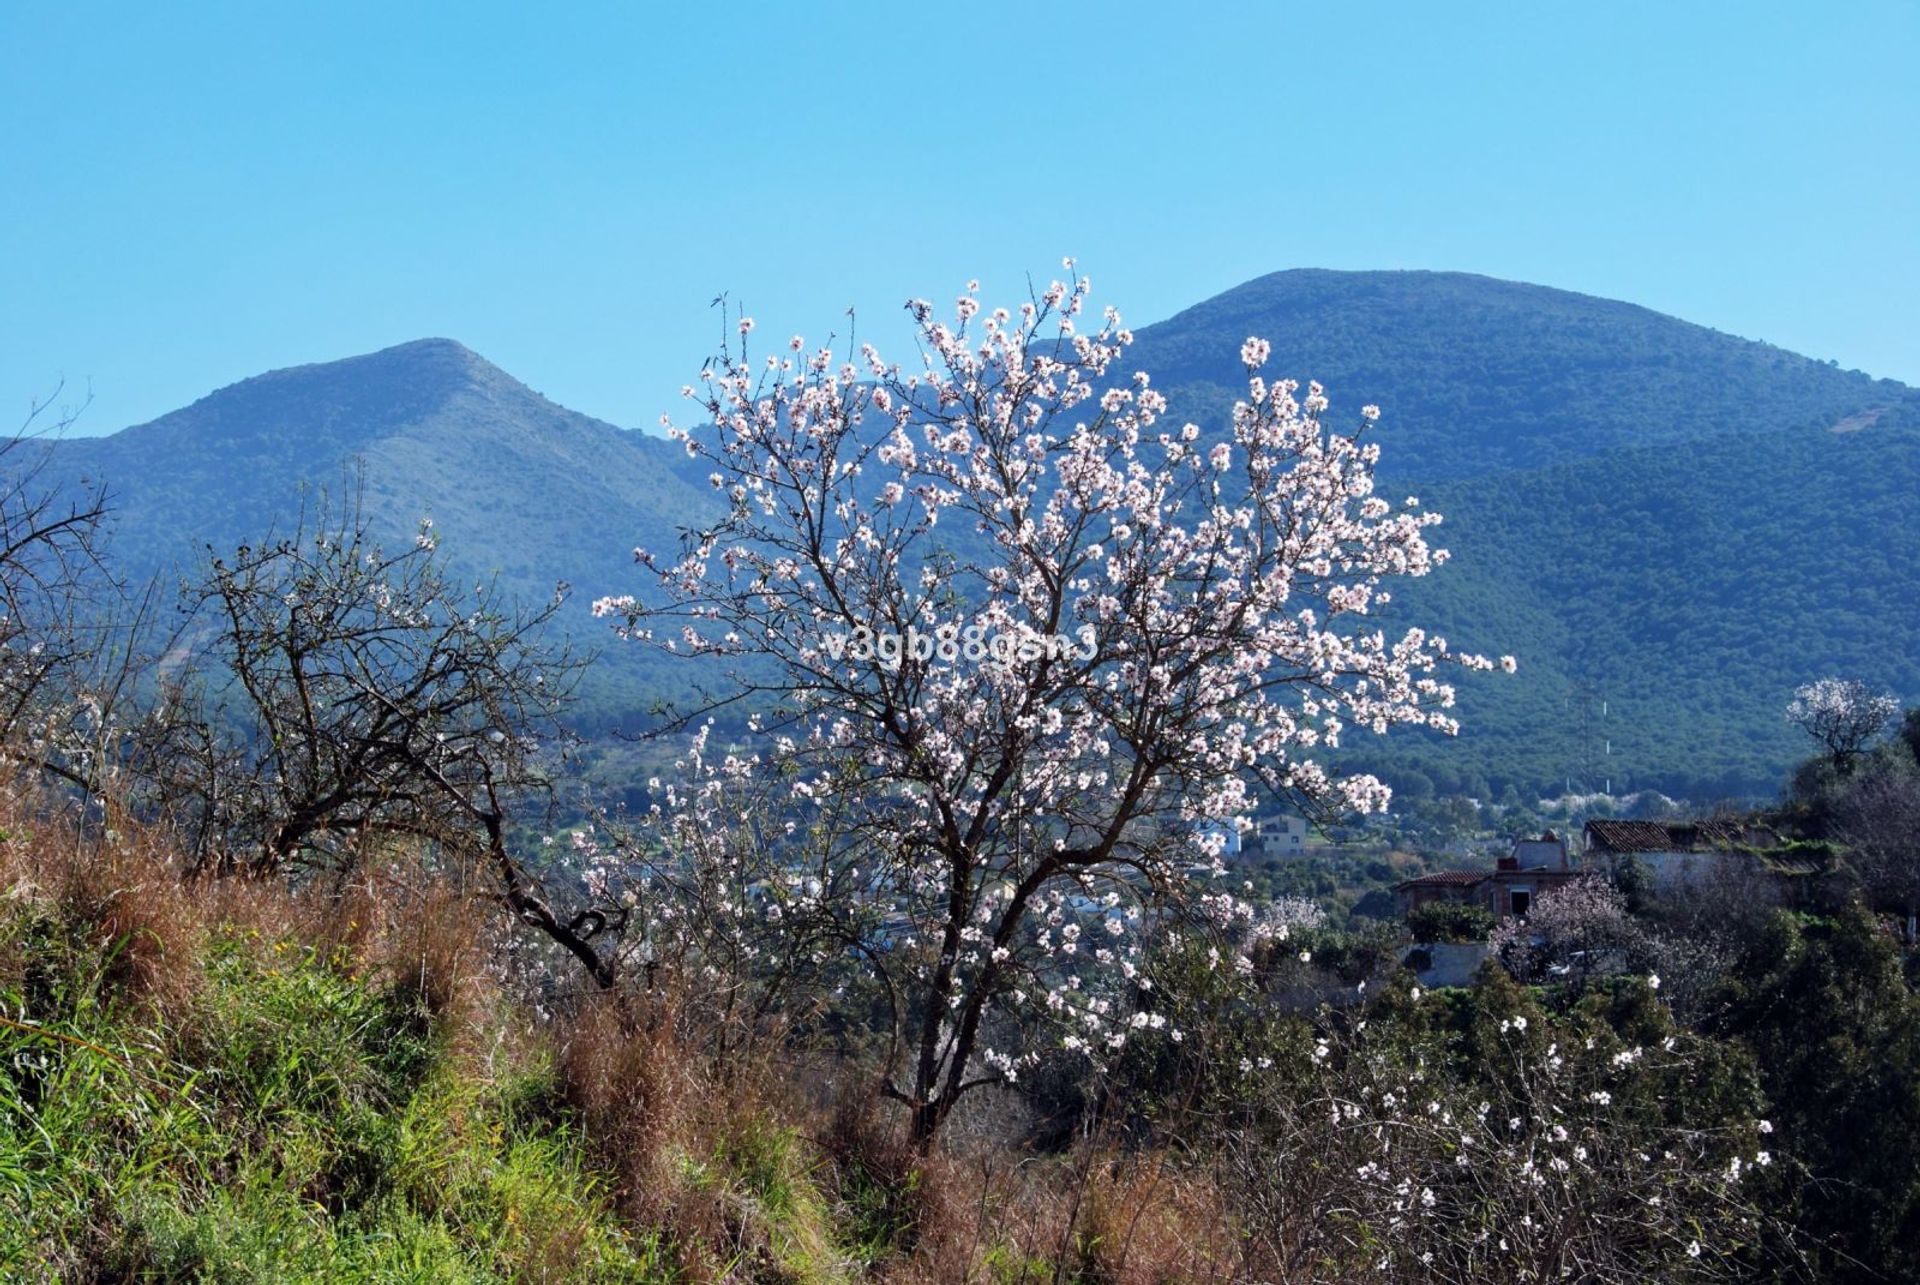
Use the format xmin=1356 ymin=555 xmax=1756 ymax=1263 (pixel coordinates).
xmin=1407 ymin=899 xmax=1496 ymax=944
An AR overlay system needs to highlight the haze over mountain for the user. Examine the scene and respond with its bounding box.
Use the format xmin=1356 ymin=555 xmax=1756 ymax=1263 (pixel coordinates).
xmin=17 ymin=271 xmax=1918 ymax=797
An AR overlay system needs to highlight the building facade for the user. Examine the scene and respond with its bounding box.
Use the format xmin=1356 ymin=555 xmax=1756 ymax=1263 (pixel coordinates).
xmin=1394 ymin=831 xmax=1584 ymax=921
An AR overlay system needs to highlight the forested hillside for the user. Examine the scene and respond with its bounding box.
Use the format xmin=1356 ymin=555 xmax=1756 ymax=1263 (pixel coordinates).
xmin=1129 ymin=268 xmax=1903 ymax=477
xmin=1344 ymin=400 xmax=1920 ymax=798
xmin=30 ymin=338 xmax=722 ymax=719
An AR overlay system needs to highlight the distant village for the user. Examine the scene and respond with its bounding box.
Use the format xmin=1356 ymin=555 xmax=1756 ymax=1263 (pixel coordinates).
xmin=1381 ymin=815 xmax=1834 ymax=985
xmin=1216 ymin=803 xmax=1845 ymax=989
xmin=1391 ymin=817 xmax=1821 ymax=918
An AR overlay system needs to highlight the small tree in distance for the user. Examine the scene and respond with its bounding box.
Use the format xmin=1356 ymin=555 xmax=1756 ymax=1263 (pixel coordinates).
xmin=1787 ymin=677 xmax=1900 ymax=775
xmin=597 ymin=265 xmax=1512 ymax=1146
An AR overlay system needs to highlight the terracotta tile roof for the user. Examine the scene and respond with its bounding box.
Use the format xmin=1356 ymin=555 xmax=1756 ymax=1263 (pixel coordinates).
xmin=1395 ymin=870 xmax=1488 ymax=890
xmin=1583 ymin=818 xmax=1776 ymax=854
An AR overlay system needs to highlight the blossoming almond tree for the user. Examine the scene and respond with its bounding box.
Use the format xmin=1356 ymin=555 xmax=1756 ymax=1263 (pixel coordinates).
xmin=1787 ymin=677 xmax=1900 ymax=775
xmin=596 ymin=265 xmax=1510 ymax=1145
xmin=1490 ymin=876 xmax=1646 ymax=988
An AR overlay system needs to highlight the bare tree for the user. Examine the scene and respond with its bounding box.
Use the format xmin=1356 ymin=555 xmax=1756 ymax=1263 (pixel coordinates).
xmin=1834 ymin=756 xmax=1920 ymax=938
xmin=135 ymin=494 xmax=622 ymax=985
xmin=0 ymin=383 xmax=126 ymax=792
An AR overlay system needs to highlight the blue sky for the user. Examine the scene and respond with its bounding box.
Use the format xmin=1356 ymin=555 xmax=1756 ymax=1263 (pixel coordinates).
xmin=3 ymin=1 xmax=1915 ymax=437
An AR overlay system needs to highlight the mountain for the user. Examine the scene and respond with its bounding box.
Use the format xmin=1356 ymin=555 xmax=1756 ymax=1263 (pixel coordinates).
xmin=39 ymin=338 xmax=713 ymax=597
xmin=15 ymin=274 xmax=1918 ymax=795
xmin=1122 ymin=271 xmax=1919 ymax=797
xmin=28 ymin=338 xmax=721 ymax=719
xmin=1127 ymin=269 xmax=1906 ymax=477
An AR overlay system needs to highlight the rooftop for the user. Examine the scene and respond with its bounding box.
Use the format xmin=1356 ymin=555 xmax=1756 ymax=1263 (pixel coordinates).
xmin=1584 ymin=818 xmax=1776 ymax=854
xmin=1394 ymin=870 xmax=1488 ymax=890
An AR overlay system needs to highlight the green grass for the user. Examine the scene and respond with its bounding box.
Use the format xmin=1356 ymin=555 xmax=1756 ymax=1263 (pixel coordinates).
xmin=687 ymin=1113 xmax=852 ymax=1282
xmin=0 ymin=921 xmax=672 ymax=1282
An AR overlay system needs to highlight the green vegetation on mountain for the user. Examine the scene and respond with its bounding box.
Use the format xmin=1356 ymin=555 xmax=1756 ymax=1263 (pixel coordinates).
xmin=1347 ymin=400 xmax=1920 ymax=798
xmin=44 ymin=337 xmax=715 ymax=598
xmin=33 ymin=338 xmax=721 ymax=723
xmin=1130 ymin=268 xmax=1903 ymax=478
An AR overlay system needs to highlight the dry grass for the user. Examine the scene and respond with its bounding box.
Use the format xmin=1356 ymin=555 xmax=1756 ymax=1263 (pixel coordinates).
xmin=0 ymin=784 xmax=210 ymax=1022
xmin=556 ymin=989 xmax=696 ymax=1219
xmin=0 ymin=780 xmax=1261 ymax=1282
xmin=800 ymin=1091 xmax=1247 ymax=1285
xmin=0 ymin=777 xmax=499 ymax=1031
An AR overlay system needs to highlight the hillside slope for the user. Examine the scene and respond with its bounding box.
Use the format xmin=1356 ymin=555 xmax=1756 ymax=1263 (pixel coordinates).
xmin=31 ymin=339 xmax=720 ymax=718
xmin=1351 ymin=399 xmax=1920 ymax=797
xmin=1129 ymin=269 xmax=1904 ymax=478
xmin=39 ymin=338 xmax=714 ymax=604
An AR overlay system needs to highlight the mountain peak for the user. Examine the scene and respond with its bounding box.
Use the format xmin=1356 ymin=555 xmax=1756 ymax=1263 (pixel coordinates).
xmin=346 ymin=337 xmax=508 ymax=384
xmin=107 ymin=337 xmax=534 ymax=455
xmin=375 ymin=336 xmax=479 ymax=358
xmin=239 ymin=336 xmax=508 ymax=399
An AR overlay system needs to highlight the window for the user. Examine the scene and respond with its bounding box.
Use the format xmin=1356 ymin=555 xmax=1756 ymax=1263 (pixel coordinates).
xmin=1510 ymin=888 xmax=1532 ymax=917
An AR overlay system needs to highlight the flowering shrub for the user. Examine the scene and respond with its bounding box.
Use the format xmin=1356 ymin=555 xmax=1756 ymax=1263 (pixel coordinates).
xmin=1215 ymin=985 xmax=1784 ymax=1281
xmin=1106 ymin=948 xmax=1792 ymax=1283
xmin=595 ymin=266 xmax=1508 ymax=1143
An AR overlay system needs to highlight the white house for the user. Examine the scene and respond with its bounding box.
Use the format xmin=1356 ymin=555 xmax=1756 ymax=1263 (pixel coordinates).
xmin=1581 ymin=818 xmax=1793 ymax=892
xmin=1250 ymin=814 xmax=1310 ymax=858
